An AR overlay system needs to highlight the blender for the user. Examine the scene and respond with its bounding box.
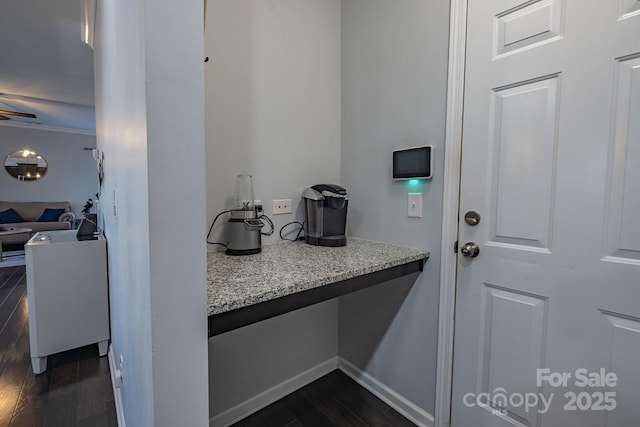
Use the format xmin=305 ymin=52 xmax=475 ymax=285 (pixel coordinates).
xmin=225 ymin=175 xmax=264 ymax=255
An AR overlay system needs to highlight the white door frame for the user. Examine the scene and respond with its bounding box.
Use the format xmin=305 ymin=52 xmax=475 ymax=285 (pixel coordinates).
xmin=435 ymin=1 xmax=468 ymax=426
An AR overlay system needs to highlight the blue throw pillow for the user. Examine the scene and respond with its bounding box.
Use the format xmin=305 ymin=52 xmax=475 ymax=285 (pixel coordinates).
xmin=0 ymin=208 xmax=24 ymax=224
xmin=37 ymin=208 xmax=66 ymax=222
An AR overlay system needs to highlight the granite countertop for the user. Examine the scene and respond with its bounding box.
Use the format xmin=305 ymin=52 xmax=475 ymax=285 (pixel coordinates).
xmin=207 ymin=238 xmax=429 ymax=316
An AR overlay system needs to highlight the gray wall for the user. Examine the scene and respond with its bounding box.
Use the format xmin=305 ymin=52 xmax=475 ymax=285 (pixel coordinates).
xmin=0 ymin=126 xmax=98 ymax=214
xmin=209 ymin=301 xmax=338 ymax=415
xmin=206 ymin=0 xmax=450 ymax=419
xmin=205 ymin=0 xmax=342 ymax=244
xmin=339 ymin=0 xmax=450 ymax=416
xmin=205 ymin=0 xmax=342 ymax=418
xmin=94 ymin=0 xmax=209 ymax=425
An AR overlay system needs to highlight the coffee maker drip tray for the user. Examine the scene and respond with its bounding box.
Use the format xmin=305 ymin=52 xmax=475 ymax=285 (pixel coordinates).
xmin=305 ymin=235 xmax=346 ymax=247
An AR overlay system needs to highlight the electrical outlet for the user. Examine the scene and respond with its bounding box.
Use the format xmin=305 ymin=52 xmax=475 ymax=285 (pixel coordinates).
xmin=113 ymin=187 xmax=118 ymax=217
xmin=408 ymin=193 xmax=423 ymax=218
xmin=273 ymin=199 xmax=292 ymax=215
xmin=114 ymin=354 xmax=125 ymax=388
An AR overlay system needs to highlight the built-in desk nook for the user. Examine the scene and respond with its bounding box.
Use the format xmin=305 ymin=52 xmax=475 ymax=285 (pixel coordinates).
xmin=207 ymin=238 xmax=429 ymax=337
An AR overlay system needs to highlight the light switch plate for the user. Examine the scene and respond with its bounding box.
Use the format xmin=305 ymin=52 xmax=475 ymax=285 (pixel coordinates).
xmin=408 ymin=193 xmax=422 ymax=218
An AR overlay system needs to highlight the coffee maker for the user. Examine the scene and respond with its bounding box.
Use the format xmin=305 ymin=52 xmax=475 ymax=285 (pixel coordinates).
xmin=302 ymin=184 xmax=348 ymax=247
xmin=225 ymin=175 xmax=264 ymax=255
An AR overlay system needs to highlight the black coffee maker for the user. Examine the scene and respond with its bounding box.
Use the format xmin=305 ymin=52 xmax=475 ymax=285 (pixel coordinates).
xmin=302 ymin=184 xmax=348 ymax=247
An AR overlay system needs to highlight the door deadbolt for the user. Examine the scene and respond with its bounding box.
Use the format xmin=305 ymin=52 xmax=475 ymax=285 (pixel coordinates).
xmin=464 ymin=210 xmax=481 ymax=226
xmin=460 ymin=242 xmax=480 ymax=258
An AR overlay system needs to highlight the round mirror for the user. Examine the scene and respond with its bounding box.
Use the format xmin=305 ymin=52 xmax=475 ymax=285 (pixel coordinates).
xmin=4 ymin=149 xmax=48 ymax=181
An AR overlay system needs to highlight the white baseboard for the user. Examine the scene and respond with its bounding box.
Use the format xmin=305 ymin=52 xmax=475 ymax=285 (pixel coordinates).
xmin=338 ymin=357 xmax=434 ymax=427
xmin=108 ymin=346 xmax=126 ymax=427
xmin=209 ymin=357 xmax=338 ymax=427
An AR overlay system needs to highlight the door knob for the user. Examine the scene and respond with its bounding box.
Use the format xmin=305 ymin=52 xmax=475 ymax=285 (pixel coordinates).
xmin=460 ymin=242 xmax=480 ymax=258
xmin=464 ymin=210 xmax=481 ymax=226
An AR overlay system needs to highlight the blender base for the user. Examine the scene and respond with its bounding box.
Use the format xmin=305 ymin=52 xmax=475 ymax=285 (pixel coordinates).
xmin=225 ymin=247 xmax=262 ymax=256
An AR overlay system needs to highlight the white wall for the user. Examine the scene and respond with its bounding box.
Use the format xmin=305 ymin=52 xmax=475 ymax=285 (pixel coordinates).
xmin=94 ymin=1 xmax=154 ymax=424
xmin=0 ymin=126 xmax=98 ymax=214
xmin=205 ymin=0 xmax=342 ymax=418
xmin=339 ymin=0 xmax=450 ymax=416
xmin=94 ymin=0 xmax=208 ymax=426
xmin=145 ymin=1 xmax=209 ymax=425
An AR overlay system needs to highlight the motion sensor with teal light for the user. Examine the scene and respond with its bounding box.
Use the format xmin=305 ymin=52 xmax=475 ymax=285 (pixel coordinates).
xmin=392 ymin=145 xmax=433 ymax=181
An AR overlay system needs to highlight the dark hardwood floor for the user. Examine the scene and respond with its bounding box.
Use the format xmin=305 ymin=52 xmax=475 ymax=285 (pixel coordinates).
xmin=0 ymin=265 xmax=116 ymax=427
xmin=233 ymin=370 xmax=416 ymax=427
xmin=1 ymin=263 xmax=414 ymax=427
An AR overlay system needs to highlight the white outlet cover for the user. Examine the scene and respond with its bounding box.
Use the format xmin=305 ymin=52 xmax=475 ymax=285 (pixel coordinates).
xmin=113 ymin=187 xmax=118 ymax=217
xmin=273 ymin=199 xmax=292 ymax=215
xmin=408 ymin=193 xmax=423 ymax=218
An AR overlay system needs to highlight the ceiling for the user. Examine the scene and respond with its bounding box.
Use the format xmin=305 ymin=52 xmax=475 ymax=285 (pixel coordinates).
xmin=0 ymin=0 xmax=95 ymax=133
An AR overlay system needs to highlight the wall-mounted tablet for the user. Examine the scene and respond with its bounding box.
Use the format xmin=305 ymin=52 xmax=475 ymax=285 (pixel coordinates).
xmin=392 ymin=145 xmax=433 ymax=180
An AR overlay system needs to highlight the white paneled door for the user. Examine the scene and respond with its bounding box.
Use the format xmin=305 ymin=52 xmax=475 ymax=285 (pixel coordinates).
xmin=451 ymin=1 xmax=640 ymax=426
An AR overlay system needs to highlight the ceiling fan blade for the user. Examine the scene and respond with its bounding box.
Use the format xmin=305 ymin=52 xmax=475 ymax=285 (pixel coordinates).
xmin=0 ymin=115 xmax=9 ymax=120
xmin=0 ymin=110 xmax=37 ymax=119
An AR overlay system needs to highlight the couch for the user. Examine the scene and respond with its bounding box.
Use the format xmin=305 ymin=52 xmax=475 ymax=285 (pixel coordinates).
xmin=0 ymin=201 xmax=75 ymax=246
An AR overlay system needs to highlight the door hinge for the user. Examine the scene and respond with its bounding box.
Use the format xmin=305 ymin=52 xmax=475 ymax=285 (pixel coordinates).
xmin=454 ymin=241 xmax=458 ymax=254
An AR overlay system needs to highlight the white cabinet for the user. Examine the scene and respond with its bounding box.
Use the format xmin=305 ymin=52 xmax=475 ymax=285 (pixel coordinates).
xmin=25 ymin=230 xmax=109 ymax=374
